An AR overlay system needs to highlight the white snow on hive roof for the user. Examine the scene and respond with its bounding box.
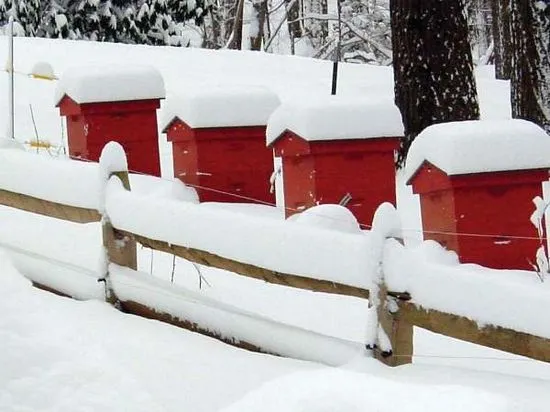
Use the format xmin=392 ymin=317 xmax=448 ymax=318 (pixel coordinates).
xmin=405 ymin=119 xmax=550 ymax=181
xmin=266 ymin=96 xmax=404 ymax=145
xmin=55 ymin=65 xmax=165 ymax=105
xmin=161 ymin=85 xmax=281 ymax=130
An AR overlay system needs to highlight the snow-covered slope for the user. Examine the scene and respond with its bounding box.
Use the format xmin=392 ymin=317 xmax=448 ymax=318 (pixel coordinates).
xmin=2 ymin=251 xmax=549 ymax=412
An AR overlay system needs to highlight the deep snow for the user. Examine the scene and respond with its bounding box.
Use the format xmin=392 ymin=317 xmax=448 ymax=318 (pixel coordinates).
xmin=0 ymin=36 xmax=549 ymax=412
xmin=2 ymin=251 xmax=550 ymax=412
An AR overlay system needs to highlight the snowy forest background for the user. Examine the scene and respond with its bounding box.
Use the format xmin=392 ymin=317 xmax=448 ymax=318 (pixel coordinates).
xmin=0 ymin=0 xmax=548 ymax=161
xmin=0 ymin=0 xmax=494 ymax=64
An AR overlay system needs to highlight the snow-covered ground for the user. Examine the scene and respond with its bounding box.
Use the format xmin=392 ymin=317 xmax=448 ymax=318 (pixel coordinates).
xmin=2 ymin=252 xmax=550 ymax=412
xmin=0 ymin=36 xmax=549 ymax=410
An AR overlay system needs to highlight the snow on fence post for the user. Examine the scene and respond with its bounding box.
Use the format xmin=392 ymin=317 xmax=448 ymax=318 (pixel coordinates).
xmin=99 ymin=142 xmax=137 ymax=303
xmin=370 ymin=203 xmax=413 ymax=366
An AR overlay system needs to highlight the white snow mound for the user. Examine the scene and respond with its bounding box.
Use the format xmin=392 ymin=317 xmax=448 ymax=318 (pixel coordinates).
xmin=292 ymin=204 xmax=362 ymax=233
xmin=130 ymin=174 xmax=199 ymax=203
xmin=220 ymin=368 xmax=509 ymax=412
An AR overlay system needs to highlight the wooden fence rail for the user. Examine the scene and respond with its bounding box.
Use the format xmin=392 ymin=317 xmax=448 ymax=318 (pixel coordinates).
xmin=400 ymin=302 xmax=550 ymax=363
xmin=0 ymin=151 xmax=549 ymax=368
xmin=128 ymin=231 xmax=371 ymax=300
xmin=0 ymin=189 xmax=100 ymax=223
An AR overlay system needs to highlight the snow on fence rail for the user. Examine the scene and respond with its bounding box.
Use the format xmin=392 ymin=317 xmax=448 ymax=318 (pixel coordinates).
xmin=0 ymin=145 xmax=101 ymax=222
xmin=0 ymin=144 xmax=549 ymax=367
xmin=105 ymin=177 xmax=375 ymax=294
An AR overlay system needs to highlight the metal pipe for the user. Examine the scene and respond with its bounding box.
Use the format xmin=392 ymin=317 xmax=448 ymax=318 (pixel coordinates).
xmin=7 ymin=16 xmax=14 ymax=139
xmin=331 ymin=0 xmax=342 ymax=95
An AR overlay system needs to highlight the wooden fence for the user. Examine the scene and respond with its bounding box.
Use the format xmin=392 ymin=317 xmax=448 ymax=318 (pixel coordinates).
xmin=1 ymin=151 xmax=549 ymax=367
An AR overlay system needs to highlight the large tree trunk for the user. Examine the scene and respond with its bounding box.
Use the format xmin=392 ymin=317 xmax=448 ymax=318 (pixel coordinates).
xmin=510 ymin=0 xmax=550 ymax=133
xmin=390 ymin=0 xmax=480 ymax=165
xmin=490 ymin=0 xmax=511 ymax=79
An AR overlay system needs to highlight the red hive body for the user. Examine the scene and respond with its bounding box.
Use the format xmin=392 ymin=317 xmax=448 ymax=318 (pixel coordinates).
xmin=409 ymin=162 xmax=547 ymax=271
xmin=270 ymin=130 xmax=399 ymax=226
xmin=57 ymin=95 xmax=162 ymax=176
xmin=165 ymin=118 xmax=275 ymax=204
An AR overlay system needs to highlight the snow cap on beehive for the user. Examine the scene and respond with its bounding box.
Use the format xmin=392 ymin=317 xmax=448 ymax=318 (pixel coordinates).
xmin=161 ymin=85 xmax=281 ymax=130
xmin=266 ymin=96 xmax=404 ymax=146
xmin=405 ymin=119 xmax=550 ymax=183
xmin=55 ymin=65 xmax=165 ymax=105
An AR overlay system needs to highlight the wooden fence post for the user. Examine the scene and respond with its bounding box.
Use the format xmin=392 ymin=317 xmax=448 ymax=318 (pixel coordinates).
xmin=102 ymin=171 xmax=136 ymax=268
xmin=375 ymin=282 xmax=413 ymax=366
xmin=370 ymin=202 xmax=414 ymax=366
xmin=100 ymin=145 xmax=137 ymax=304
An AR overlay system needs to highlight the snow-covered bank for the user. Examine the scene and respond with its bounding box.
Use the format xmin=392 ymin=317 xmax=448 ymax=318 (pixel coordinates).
xmin=0 ymin=252 xmax=315 ymax=412
xmin=2 ymin=252 xmax=550 ymax=411
xmin=111 ymin=264 xmax=364 ymax=366
xmin=0 ymin=205 xmax=103 ymax=299
xmin=221 ymin=367 xmax=509 ymax=412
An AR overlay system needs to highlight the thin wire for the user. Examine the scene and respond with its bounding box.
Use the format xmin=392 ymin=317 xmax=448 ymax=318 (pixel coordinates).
xmin=394 ymin=354 xmax=546 ymax=362
xmin=184 ymin=182 xmax=280 ymax=207
xmin=37 ymin=147 xmax=550 ymax=242
xmin=401 ymin=227 xmax=547 ymax=241
xmin=68 ymin=153 xmax=374 ymax=226
xmin=118 ymin=162 xmax=550 ymax=241
xmin=123 ymin=165 xmax=550 ymax=241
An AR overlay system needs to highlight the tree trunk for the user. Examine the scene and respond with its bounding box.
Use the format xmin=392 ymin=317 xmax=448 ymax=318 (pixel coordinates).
xmin=466 ymin=0 xmax=492 ymax=62
xmin=302 ymin=0 xmax=328 ymax=49
xmin=228 ymin=0 xmax=244 ymax=49
xmin=250 ymin=0 xmax=267 ymax=50
xmin=286 ymin=0 xmax=303 ymax=53
xmin=203 ymin=6 xmax=223 ymax=48
xmin=390 ymin=0 xmax=480 ymax=165
xmin=510 ymin=0 xmax=550 ymax=133
xmin=490 ymin=0 xmax=511 ymax=79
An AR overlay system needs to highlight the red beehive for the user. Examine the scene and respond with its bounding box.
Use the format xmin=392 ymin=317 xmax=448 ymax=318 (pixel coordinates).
xmin=163 ymin=86 xmax=280 ymax=203
xmin=267 ymin=98 xmax=403 ymax=226
xmin=406 ymin=119 xmax=550 ymax=271
xmin=56 ymin=66 xmax=165 ymax=176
